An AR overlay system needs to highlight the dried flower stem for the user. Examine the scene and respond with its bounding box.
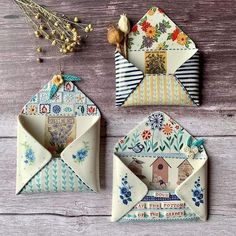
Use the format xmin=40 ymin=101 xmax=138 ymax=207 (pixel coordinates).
xmin=14 ymin=0 xmax=93 ymax=54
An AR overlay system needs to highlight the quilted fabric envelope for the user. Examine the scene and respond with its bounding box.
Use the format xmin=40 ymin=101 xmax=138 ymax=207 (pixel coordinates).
xmin=111 ymin=111 xmax=207 ymax=222
xmin=115 ymin=7 xmax=200 ymax=107
xmin=16 ymin=74 xmax=100 ymax=194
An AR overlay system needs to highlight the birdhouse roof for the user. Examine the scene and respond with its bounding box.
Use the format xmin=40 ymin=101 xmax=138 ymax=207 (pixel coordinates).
xmin=150 ymin=157 xmax=171 ymax=168
xmin=177 ymin=159 xmax=194 ymax=169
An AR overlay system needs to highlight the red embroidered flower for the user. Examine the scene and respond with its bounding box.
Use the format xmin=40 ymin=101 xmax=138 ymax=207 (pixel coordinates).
xmin=175 ymin=125 xmax=180 ymax=130
xmin=171 ymin=27 xmax=180 ymax=41
xmin=87 ymin=106 xmax=96 ymax=114
xmin=141 ymin=21 xmax=151 ymax=32
xmin=141 ymin=130 xmax=152 ymax=140
xmin=131 ymin=24 xmax=138 ymax=32
xmin=158 ymin=8 xmax=164 ymax=14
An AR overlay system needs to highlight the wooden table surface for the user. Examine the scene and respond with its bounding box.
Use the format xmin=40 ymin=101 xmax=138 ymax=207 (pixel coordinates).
xmin=0 ymin=0 xmax=236 ymax=235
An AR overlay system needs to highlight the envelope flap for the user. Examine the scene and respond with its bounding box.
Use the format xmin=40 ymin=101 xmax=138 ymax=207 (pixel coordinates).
xmin=176 ymin=158 xmax=208 ymax=221
xmin=111 ymin=154 xmax=148 ymax=222
xmin=61 ymin=116 xmax=101 ymax=192
xmin=128 ymin=7 xmax=196 ymax=51
xmin=16 ymin=115 xmax=51 ymax=194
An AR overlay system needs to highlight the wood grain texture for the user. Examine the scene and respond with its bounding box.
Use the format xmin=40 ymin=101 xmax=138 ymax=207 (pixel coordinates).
xmin=0 ymin=0 xmax=236 ymax=235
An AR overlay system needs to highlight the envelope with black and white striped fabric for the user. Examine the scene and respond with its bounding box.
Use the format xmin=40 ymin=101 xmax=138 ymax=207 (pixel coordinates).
xmin=115 ymin=7 xmax=200 ymax=107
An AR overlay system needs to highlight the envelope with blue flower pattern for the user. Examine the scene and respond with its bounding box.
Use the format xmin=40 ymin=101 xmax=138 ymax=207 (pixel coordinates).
xmin=111 ymin=111 xmax=208 ymax=222
xmin=16 ymin=74 xmax=101 ymax=194
xmin=115 ymin=7 xmax=200 ymax=107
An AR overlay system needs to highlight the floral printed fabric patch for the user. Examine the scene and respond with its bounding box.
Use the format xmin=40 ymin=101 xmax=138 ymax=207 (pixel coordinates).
xmin=128 ymin=7 xmax=195 ymax=50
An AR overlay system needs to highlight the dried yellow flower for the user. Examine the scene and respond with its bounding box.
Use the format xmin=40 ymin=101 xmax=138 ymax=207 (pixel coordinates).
xmin=51 ymin=40 xmax=57 ymax=46
xmin=52 ymin=75 xmax=63 ymax=86
xmin=74 ymin=17 xmax=79 ymax=23
xmin=36 ymin=47 xmax=42 ymax=52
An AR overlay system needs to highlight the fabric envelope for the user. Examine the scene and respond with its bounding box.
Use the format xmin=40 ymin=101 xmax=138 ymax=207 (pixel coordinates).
xmin=16 ymin=74 xmax=101 ymax=194
xmin=111 ymin=111 xmax=207 ymax=222
xmin=115 ymin=7 xmax=200 ymax=107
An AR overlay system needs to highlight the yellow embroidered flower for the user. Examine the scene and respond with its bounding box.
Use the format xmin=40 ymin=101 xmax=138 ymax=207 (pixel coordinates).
xmin=52 ymin=75 xmax=63 ymax=86
xmin=146 ymin=26 xmax=156 ymax=38
xmin=156 ymin=43 xmax=164 ymax=50
xmin=148 ymin=8 xmax=155 ymax=16
xmin=177 ymin=32 xmax=188 ymax=46
xmin=28 ymin=105 xmax=37 ymax=114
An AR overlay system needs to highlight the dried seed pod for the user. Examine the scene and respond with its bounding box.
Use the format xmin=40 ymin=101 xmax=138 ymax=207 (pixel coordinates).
xmin=118 ymin=14 xmax=130 ymax=35
xmin=107 ymin=25 xmax=124 ymax=49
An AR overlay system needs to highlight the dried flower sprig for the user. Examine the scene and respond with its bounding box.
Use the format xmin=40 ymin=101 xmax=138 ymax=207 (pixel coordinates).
xmin=14 ymin=0 xmax=93 ymax=62
xmin=107 ymin=13 xmax=130 ymax=58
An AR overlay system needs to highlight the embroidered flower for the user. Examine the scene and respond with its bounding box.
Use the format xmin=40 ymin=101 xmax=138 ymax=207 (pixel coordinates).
xmin=52 ymin=105 xmax=61 ymax=114
xmin=162 ymin=123 xmax=173 ymax=136
xmin=24 ymin=146 xmax=35 ymax=164
xmin=131 ymin=24 xmax=138 ymax=32
xmin=177 ymin=32 xmax=188 ymax=46
xmin=158 ymin=22 xmax=167 ymax=33
xmin=28 ymin=105 xmax=37 ymax=115
xmin=146 ymin=112 xmax=164 ymax=130
xmin=52 ymin=75 xmax=63 ymax=86
xmin=141 ymin=130 xmax=152 ymax=140
xmin=87 ymin=106 xmax=96 ymax=115
xmin=72 ymin=142 xmax=89 ymax=163
xmin=119 ymin=174 xmax=132 ymax=205
xmin=143 ymin=36 xmax=154 ymax=48
xmin=184 ymin=137 xmax=204 ymax=159
xmin=146 ymin=26 xmax=156 ymax=38
xmin=171 ymin=27 xmax=180 ymax=41
xmin=192 ymin=177 xmax=204 ymax=207
xmin=141 ymin=21 xmax=151 ymax=32
xmin=148 ymin=8 xmax=155 ymax=16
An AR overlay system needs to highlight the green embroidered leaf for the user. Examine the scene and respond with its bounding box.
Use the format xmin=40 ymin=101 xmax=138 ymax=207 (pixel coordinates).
xmin=187 ymin=136 xmax=193 ymax=147
xmin=154 ymin=147 xmax=159 ymax=152
xmin=139 ymin=15 xmax=147 ymax=24
xmin=63 ymin=74 xmax=81 ymax=82
xmin=174 ymin=145 xmax=178 ymax=152
xmin=163 ymin=140 xmax=170 ymax=149
xmin=192 ymin=138 xmax=204 ymax=147
xmin=180 ymin=143 xmax=184 ymax=150
xmin=167 ymin=33 xmax=172 ymax=40
xmin=170 ymin=137 xmax=174 ymax=146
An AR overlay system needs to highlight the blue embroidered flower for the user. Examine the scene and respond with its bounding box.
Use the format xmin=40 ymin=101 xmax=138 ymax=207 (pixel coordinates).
xmin=24 ymin=147 xmax=35 ymax=164
xmin=72 ymin=142 xmax=89 ymax=163
xmin=52 ymin=105 xmax=61 ymax=114
xmin=192 ymin=177 xmax=204 ymax=207
xmin=146 ymin=112 xmax=164 ymax=130
xmin=119 ymin=174 xmax=132 ymax=205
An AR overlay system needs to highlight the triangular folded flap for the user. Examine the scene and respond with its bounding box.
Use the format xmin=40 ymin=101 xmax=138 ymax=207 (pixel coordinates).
xmin=127 ymin=6 xmax=198 ymax=75
xmin=128 ymin=6 xmax=196 ymax=51
xmin=175 ymin=51 xmax=200 ymax=106
xmin=16 ymin=115 xmax=52 ymax=194
xmin=61 ymin=116 xmax=100 ymax=192
xmin=115 ymin=51 xmax=144 ymax=107
xmin=111 ymin=154 xmax=148 ymax=222
xmin=176 ymin=159 xmax=208 ymax=221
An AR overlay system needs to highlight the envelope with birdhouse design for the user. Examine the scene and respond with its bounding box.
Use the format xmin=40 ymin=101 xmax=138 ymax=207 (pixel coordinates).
xmin=111 ymin=111 xmax=208 ymax=222
xmin=16 ymin=74 xmax=100 ymax=194
xmin=115 ymin=7 xmax=200 ymax=107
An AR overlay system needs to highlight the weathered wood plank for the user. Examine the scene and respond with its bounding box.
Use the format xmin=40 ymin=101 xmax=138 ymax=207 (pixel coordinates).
xmin=1 ymin=109 xmax=236 ymax=137
xmin=0 ymin=137 xmax=235 ymax=217
xmin=0 ymin=214 xmax=235 ymax=236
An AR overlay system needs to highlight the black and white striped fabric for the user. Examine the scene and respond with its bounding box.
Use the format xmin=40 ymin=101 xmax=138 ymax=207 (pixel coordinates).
xmin=115 ymin=51 xmax=144 ymax=106
xmin=175 ymin=52 xmax=200 ymax=106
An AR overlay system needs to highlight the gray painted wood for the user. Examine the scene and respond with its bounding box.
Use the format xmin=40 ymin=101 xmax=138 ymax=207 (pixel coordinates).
xmin=0 ymin=0 xmax=235 ymax=235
